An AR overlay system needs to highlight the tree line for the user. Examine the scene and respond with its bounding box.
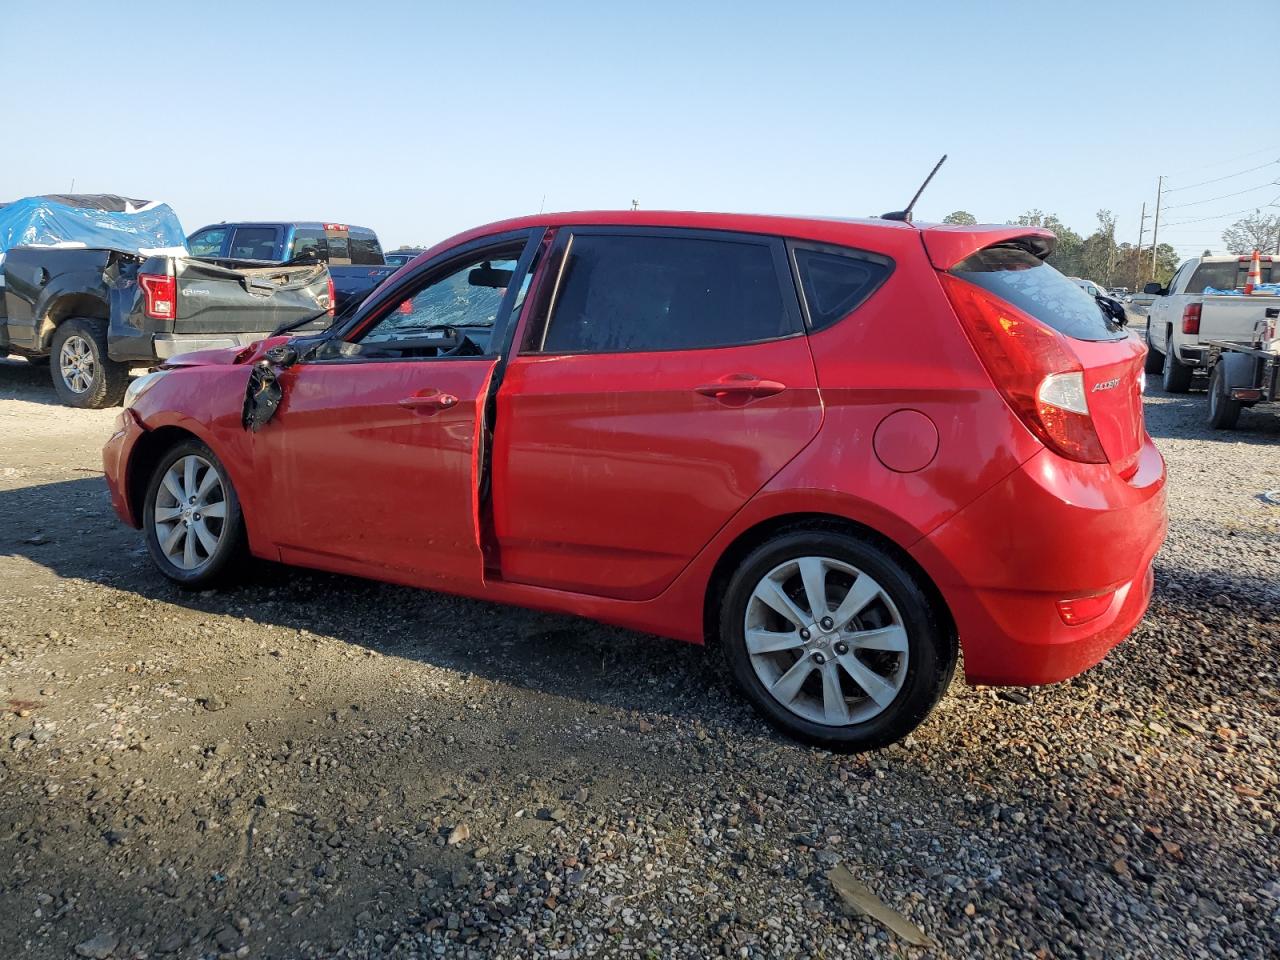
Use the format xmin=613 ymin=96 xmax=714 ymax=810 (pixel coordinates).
xmin=940 ymin=209 xmax=1280 ymax=289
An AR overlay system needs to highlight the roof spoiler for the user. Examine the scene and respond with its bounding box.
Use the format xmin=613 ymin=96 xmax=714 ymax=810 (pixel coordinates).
xmin=921 ymin=225 xmax=1057 ymax=271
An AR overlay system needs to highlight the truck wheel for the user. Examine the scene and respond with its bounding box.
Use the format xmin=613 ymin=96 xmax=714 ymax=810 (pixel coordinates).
xmin=1206 ymin=364 xmax=1242 ymax=430
xmin=1161 ymin=333 xmax=1193 ymax=394
xmin=719 ymin=528 xmax=955 ymax=752
xmin=50 ymin=318 xmax=129 ymax=408
xmin=1143 ymin=323 xmax=1163 ymax=375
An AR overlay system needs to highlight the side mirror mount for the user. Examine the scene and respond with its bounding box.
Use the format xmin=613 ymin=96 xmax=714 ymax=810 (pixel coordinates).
xmin=1143 ymin=282 xmax=1164 ymax=295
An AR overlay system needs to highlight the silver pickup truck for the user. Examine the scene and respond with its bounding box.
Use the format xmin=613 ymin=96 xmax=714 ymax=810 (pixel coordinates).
xmin=1143 ymin=254 xmax=1280 ymax=392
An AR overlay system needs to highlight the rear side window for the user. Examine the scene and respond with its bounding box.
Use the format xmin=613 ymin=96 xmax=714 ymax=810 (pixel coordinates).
xmin=349 ymin=233 xmax=383 ymax=266
xmin=536 ymin=234 xmax=793 ymax=354
xmin=230 ymin=227 xmax=280 ymax=261
xmin=290 ymin=228 xmax=329 ymax=262
xmin=952 ymin=245 xmax=1126 ymax=342
xmin=792 ymin=247 xmax=892 ymax=330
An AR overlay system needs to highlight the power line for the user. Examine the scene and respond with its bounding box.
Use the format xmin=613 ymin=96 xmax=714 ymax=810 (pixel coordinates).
xmin=1163 ymin=193 xmax=1280 ymax=226
xmin=1163 ymin=179 xmax=1280 ymax=210
xmin=1165 ymin=159 xmax=1278 ymax=193
xmin=1167 ymin=143 xmax=1280 ymax=175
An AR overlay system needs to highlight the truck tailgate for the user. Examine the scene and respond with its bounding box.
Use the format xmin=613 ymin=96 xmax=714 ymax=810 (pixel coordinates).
xmin=169 ymin=259 xmax=330 ymax=334
xmin=1200 ymin=295 xmax=1280 ymax=343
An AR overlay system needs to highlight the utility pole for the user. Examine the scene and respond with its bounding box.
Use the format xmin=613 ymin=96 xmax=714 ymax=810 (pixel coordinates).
xmin=1149 ymin=176 xmax=1165 ymax=282
xmin=1135 ymin=202 xmax=1148 ymax=287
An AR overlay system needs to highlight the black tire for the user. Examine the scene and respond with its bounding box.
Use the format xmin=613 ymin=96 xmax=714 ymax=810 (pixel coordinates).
xmin=49 ymin=317 xmax=129 ymax=408
xmin=1206 ymin=363 xmax=1242 ymax=430
xmin=1143 ymin=323 xmax=1163 ymax=375
xmin=142 ymin=439 xmax=247 ymax=588
xmin=1161 ymin=332 xmax=1193 ymax=394
xmin=719 ymin=528 xmax=956 ymax=752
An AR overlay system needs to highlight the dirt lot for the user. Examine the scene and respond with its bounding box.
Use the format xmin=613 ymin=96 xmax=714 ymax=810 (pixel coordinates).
xmin=2 ymin=353 xmax=1278 ymax=960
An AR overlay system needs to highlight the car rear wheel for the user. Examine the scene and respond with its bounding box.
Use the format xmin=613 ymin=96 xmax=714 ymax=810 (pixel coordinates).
xmin=142 ymin=440 xmax=247 ymax=587
xmin=720 ymin=529 xmax=955 ymax=751
xmin=1161 ymin=334 xmax=1193 ymax=393
xmin=50 ymin=318 xmax=130 ymax=408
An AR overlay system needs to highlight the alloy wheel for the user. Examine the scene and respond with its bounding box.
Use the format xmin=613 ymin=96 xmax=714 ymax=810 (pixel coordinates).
xmin=744 ymin=556 xmax=909 ymax=726
xmin=152 ymin=455 xmax=228 ymax=571
xmin=58 ymin=335 xmax=96 ymax=394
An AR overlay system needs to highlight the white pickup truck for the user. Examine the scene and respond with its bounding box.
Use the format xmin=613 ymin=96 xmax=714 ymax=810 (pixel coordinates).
xmin=1144 ymin=254 xmax=1280 ymax=392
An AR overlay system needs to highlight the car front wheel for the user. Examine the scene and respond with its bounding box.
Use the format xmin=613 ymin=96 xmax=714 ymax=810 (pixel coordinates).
xmin=720 ymin=529 xmax=955 ymax=751
xmin=142 ymin=440 xmax=247 ymax=587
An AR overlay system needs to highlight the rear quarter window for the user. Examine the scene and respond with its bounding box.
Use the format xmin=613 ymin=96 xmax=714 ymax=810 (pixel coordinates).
xmin=952 ymin=246 xmax=1127 ymax=342
xmin=791 ymin=246 xmax=892 ymax=330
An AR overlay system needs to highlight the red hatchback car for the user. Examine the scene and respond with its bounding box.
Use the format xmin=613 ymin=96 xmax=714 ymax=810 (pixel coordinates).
xmin=103 ymin=211 xmax=1166 ymax=750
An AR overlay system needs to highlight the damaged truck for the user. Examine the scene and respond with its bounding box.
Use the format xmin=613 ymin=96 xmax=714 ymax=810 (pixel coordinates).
xmin=0 ymin=195 xmax=333 ymax=408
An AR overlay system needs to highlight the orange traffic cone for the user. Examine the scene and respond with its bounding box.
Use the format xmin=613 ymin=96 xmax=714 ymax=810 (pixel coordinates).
xmin=1244 ymin=248 xmax=1262 ymax=294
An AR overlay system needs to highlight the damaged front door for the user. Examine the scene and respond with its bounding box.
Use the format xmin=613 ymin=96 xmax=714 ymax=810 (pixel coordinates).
xmin=253 ymin=232 xmax=539 ymax=589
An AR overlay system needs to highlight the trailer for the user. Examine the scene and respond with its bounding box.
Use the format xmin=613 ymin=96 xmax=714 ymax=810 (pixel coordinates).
xmin=1203 ymin=307 xmax=1280 ymax=429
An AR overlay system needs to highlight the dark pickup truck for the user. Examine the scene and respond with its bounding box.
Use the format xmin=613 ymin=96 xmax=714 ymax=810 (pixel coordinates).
xmin=187 ymin=221 xmax=397 ymax=311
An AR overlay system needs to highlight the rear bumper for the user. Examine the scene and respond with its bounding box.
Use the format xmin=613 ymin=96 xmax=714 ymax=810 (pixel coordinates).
xmin=1176 ymin=345 xmax=1208 ymax=368
xmin=153 ymin=332 xmax=270 ymax=359
xmin=103 ymin=409 xmax=146 ymax=528
xmin=911 ymin=438 xmax=1167 ymax=686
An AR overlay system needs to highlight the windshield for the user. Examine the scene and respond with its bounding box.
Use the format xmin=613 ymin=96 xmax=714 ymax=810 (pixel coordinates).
xmin=952 ymin=246 xmax=1127 ymax=342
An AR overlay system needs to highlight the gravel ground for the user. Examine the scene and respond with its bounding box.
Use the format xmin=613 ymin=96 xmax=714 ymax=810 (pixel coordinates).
xmin=1 ymin=352 xmax=1278 ymax=960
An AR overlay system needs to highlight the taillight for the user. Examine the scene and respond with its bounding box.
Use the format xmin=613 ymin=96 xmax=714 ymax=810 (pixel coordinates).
xmin=939 ymin=272 xmax=1107 ymax=464
xmin=1181 ymin=303 xmax=1201 ymax=335
xmin=138 ymin=273 xmax=177 ymax=320
xmin=326 ymin=275 xmax=336 ymax=317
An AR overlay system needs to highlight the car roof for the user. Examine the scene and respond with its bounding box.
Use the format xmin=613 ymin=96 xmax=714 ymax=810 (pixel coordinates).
xmin=415 ymin=211 xmax=1055 ymax=271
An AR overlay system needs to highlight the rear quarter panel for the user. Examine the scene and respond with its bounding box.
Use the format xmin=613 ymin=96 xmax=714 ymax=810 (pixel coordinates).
xmin=772 ymin=229 xmax=1043 ymax=545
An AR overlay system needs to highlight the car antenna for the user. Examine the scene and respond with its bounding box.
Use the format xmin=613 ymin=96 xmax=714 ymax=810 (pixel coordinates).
xmin=881 ymin=154 xmax=947 ymax=223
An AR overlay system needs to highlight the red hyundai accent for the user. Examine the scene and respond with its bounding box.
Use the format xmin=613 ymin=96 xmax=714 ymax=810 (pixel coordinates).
xmin=102 ymin=212 xmax=1166 ymax=750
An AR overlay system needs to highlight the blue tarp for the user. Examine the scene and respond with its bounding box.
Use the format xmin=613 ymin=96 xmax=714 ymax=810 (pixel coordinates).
xmin=1203 ymin=283 xmax=1280 ymax=296
xmin=0 ymin=195 xmax=188 ymax=258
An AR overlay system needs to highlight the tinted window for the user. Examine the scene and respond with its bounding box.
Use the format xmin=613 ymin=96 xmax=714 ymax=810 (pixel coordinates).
xmin=290 ymin=228 xmax=328 ymax=262
xmin=230 ymin=227 xmax=280 ymax=261
xmin=1186 ymin=259 xmax=1277 ymax=293
xmin=188 ymin=228 xmax=227 ymax=257
xmin=538 ymin=234 xmax=790 ymax=354
xmin=327 ymin=233 xmax=351 ymax=264
xmin=952 ymin=246 xmax=1127 ymax=342
xmin=350 ymin=234 xmax=383 ymax=265
xmin=793 ymin=247 xmax=891 ymax=330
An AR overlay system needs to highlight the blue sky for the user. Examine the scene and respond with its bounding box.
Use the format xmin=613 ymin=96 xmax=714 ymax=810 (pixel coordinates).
xmin=3 ymin=1 xmax=1276 ymax=256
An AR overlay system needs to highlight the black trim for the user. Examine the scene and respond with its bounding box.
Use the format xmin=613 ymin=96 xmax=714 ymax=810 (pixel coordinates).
xmin=517 ymin=225 xmax=805 ymax=357
xmin=785 ymin=239 xmax=895 ymax=332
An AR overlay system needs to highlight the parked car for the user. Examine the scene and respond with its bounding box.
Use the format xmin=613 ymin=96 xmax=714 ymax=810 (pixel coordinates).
xmin=102 ymin=211 xmax=1166 ymax=750
xmin=186 ymin=221 xmax=396 ymax=311
xmin=1 ymin=196 xmax=332 ymax=408
xmin=1143 ymin=254 xmax=1280 ymax=392
xmin=1068 ymin=277 xmax=1108 ymax=299
xmin=383 ymin=249 xmax=426 ymax=268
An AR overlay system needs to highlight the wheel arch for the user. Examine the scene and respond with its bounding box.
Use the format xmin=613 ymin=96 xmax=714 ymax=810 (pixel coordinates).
xmin=700 ymin=511 xmax=957 ymax=653
xmin=126 ymin=425 xmax=204 ymax=527
xmin=40 ymin=295 xmax=110 ymax=350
